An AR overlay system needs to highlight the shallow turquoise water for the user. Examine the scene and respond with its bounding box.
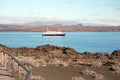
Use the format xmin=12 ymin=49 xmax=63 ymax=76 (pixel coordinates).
xmin=0 ymin=32 xmax=120 ymax=53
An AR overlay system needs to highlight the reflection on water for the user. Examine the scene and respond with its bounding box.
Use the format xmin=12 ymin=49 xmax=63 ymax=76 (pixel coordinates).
xmin=42 ymin=36 xmax=63 ymax=38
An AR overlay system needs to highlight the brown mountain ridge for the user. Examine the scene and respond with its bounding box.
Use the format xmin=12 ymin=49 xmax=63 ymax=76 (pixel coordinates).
xmin=0 ymin=24 xmax=120 ymax=32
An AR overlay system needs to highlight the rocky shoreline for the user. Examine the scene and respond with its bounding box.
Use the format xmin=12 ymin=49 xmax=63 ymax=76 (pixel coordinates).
xmin=0 ymin=44 xmax=120 ymax=80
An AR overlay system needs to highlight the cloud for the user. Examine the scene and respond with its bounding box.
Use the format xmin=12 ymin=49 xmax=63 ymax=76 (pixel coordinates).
xmin=67 ymin=0 xmax=79 ymax=5
xmin=93 ymin=18 xmax=120 ymax=26
xmin=116 ymin=8 xmax=120 ymax=11
xmin=0 ymin=16 xmax=70 ymax=24
xmin=0 ymin=16 xmax=120 ymax=26
xmin=77 ymin=17 xmax=120 ymax=26
xmin=88 ymin=13 xmax=101 ymax=16
xmin=97 ymin=18 xmax=120 ymax=22
xmin=0 ymin=16 xmax=48 ymax=24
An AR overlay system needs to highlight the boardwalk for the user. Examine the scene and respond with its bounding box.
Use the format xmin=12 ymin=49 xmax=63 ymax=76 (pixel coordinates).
xmin=0 ymin=51 xmax=32 ymax=80
xmin=0 ymin=64 xmax=14 ymax=80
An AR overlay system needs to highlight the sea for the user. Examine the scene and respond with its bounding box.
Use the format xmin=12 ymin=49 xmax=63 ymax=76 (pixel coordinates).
xmin=0 ymin=32 xmax=120 ymax=54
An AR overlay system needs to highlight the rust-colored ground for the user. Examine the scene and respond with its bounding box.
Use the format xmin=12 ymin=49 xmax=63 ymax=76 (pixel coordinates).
xmin=32 ymin=65 xmax=120 ymax=80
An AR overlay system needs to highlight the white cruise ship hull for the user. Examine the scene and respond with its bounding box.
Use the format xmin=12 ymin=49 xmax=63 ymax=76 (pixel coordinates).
xmin=42 ymin=31 xmax=65 ymax=36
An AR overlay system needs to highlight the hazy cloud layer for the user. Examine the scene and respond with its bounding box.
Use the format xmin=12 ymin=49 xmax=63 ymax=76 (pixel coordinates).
xmin=0 ymin=0 xmax=120 ymax=26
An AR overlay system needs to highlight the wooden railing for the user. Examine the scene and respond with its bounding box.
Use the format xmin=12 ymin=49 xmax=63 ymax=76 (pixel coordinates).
xmin=0 ymin=51 xmax=32 ymax=80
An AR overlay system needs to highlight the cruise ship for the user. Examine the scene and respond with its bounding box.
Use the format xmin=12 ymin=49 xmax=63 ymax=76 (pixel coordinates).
xmin=42 ymin=27 xmax=65 ymax=36
xmin=42 ymin=31 xmax=65 ymax=36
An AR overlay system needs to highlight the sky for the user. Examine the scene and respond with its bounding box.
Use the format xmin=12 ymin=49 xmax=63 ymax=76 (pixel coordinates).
xmin=0 ymin=0 xmax=120 ymax=25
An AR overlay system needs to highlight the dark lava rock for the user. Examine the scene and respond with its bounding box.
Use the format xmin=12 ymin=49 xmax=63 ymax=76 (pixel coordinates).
xmin=82 ymin=52 xmax=93 ymax=58
xmin=62 ymin=47 xmax=78 ymax=55
xmin=0 ymin=44 xmax=79 ymax=58
xmin=111 ymin=50 xmax=120 ymax=58
xmin=35 ymin=44 xmax=62 ymax=52
xmin=0 ymin=44 xmax=9 ymax=51
xmin=104 ymin=61 xmax=115 ymax=66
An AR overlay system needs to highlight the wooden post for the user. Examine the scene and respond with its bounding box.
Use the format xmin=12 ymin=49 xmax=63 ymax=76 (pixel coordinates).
xmin=0 ymin=51 xmax=2 ymax=64
xmin=18 ymin=64 xmax=20 ymax=80
xmin=4 ymin=54 xmax=7 ymax=68
xmin=6 ymin=54 xmax=9 ymax=70
xmin=1 ymin=52 xmax=3 ymax=65
xmin=10 ymin=58 xmax=14 ymax=77
xmin=3 ymin=53 xmax=5 ymax=66
xmin=14 ymin=62 xmax=18 ymax=80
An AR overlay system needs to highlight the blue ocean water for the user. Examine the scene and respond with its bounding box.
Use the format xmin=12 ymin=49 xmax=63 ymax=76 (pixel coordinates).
xmin=0 ymin=32 xmax=120 ymax=53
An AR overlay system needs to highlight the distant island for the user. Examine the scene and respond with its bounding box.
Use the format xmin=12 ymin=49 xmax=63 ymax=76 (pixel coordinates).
xmin=0 ymin=24 xmax=120 ymax=32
